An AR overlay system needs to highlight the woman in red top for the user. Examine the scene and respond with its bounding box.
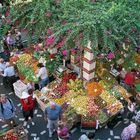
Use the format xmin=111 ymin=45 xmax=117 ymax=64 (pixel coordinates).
xmin=124 ymin=69 xmax=136 ymax=92
xmin=20 ymin=91 xmax=34 ymax=121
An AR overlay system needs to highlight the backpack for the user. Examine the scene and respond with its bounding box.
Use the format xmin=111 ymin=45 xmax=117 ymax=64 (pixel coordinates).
xmin=0 ymin=98 xmax=14 ymax=114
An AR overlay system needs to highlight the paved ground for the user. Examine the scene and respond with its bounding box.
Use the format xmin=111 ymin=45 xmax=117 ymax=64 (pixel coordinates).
xmin=0 ymin=75 xmax=136 ymax=140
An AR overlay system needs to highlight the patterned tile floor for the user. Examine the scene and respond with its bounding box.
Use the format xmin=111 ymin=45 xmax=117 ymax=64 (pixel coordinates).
xmin=0 ymin=77 xmax=135 ymax=140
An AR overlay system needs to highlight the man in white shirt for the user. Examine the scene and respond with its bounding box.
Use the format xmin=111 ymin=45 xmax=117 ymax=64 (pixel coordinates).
xmin=1 ymin=62 xmax=16 ymax=91
xmin=36 ymin=63 xmax=49 ymax=89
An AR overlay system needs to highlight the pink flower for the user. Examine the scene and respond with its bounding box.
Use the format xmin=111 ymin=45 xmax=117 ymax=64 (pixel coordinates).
xmin=76 ymin=56 xmax=80 ymax=61
xmin=45 ymin=11 xmax=52 ymax=17
xmin=71 ymin=49 xmax=76 ymax=54
xmin=5 ymin=10 xmax=10 ymax=17
xmin=47 ymin=28 xmax=53 ymax=36
xmin=56 ymin=40 xmax=64 ymax=49
xmin=67 ymin=30 xmax=72 ymax=33
xmin=21 ymin=28 xmax=28 ymax=32
xmin=34 ymin=44 xmax=42 ymax=51
xmin=62 ymin=20 xmax=67 ymax=25
xmin=79 ymin=32 xmax=84 ymax=39
xmin=46 ymin=36 xmax=55 ymax=45
xmin=107 ymin=52 xmax=115 ymax=60
xmin=62 ymin=50 xmax=68 ymax=56
xmin=6 ymin=19 xmax=11 ymax=24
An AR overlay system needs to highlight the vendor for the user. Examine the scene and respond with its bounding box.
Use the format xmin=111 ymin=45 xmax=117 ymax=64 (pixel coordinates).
xmin=0 ymin=62 xmax=17 ymax=91
xmin=124 ymin=69 xmax=136 ymax=92
xmin=36 ymin=63 xmax=49 ymax=89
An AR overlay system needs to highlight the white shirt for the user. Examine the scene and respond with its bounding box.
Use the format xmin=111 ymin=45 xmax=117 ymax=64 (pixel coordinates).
xmin=128 ymin=103 xmax=135 ymax=112
xmin=36 ymin=67 xmax=48 ymax=80
xmin=3 ymin=66 xmax=15 ymax=77
xmin=0 ymin=63 xmax=6 ymax=72
xmin=79 ymin=134 xmax=88 ymax=140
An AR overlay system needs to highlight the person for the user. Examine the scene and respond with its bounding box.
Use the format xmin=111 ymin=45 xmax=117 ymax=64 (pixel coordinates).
xmin=15 ymin=29 xmax=23 ymax=50
xmin=36 ymin=63 xmax=49 ymax=89
xmin=0 ymin=40 xmax=6 ymax=60
xmin=20 ymin=91 xmax=34 ymax=123
xmin=44 ymin=101 xmax=62 ymax=137
xmin=136 ymin=85 xmax=140 ymax=105
xmin=6 ymin=32 xmax=14 ymax=51
xmin=0 ymin=62 xmax=17 ymax=91
xmin=79 ymin=133 xmax=95 ymax=140
xmin=0 ymin=58 xmax=7 ymax=87
xmin=124 ymin=69 xmax=136 ymax=92
xmin=57 ymin=121 xmax=70 ymax=140
xmin=0 ymin=58 xmax=6 ymax=72
xmin=127 ymin=97 xmax=136 ymax=119
xmin=121 ymin=123 xmax=137 ymax=140
xmin=0 ymin=94 xmax=17 ymax=128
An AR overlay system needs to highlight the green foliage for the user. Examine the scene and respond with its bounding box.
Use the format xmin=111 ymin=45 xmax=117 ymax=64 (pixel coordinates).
xmin=10 ymin=0 xmax=140 ymax=54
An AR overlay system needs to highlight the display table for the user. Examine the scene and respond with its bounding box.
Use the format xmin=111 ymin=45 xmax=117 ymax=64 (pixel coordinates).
xmin=35 ymin=79 xmax=124 ymax=129
xmin=0 ymin=125 xmax=28 ymax=140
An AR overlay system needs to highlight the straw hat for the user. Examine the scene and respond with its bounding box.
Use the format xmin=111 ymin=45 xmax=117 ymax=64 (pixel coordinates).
xmin=20 ymin=91 xmax=30 ymax=99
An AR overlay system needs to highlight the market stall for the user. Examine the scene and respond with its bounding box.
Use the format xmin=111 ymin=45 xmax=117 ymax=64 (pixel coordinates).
xmin=0 ymin=125 xmax=28 ymax=140
xmin=35 ymin=78 xmax=128 ymax=129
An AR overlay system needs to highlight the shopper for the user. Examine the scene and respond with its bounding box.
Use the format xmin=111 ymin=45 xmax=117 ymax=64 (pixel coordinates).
xmin=44 ymin=101 xmax=62 ymax=138
xmin=20 ymin=91 xmax=34 ymax=123
xmin=121 ymin=123 xmax=137 ymax=140
xmin=0 ymin=94 xmax=17 ymax=128
xmin=6 ymin=32 xmax=14 ymax=51
xmin=0 ymin=58 xmax=7 ymax=87
xmin=0 ymin=62 xmax=17 ymax=91
xmin=15 ymin=29 xmax=23 ymax=50
xmin=0 ymin=58 xmax=6 ymax=72
xmin=127 ymin=97 xmax=136 ymax=119
xmin=36 ymin=63 xmax=49 ymax=89
xmin=78 ymin=133 xmax=95 ymax=140
xmin=57 ymin=121 xmax=70 ymax=140
xmin=0 ymin=40 xmax=6 ymax=60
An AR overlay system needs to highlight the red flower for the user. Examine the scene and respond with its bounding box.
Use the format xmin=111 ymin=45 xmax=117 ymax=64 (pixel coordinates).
xmin=56 ymin=40 xmax=64 ymax=49
xmin=49 ymin=54 xmax=55 ymax=59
